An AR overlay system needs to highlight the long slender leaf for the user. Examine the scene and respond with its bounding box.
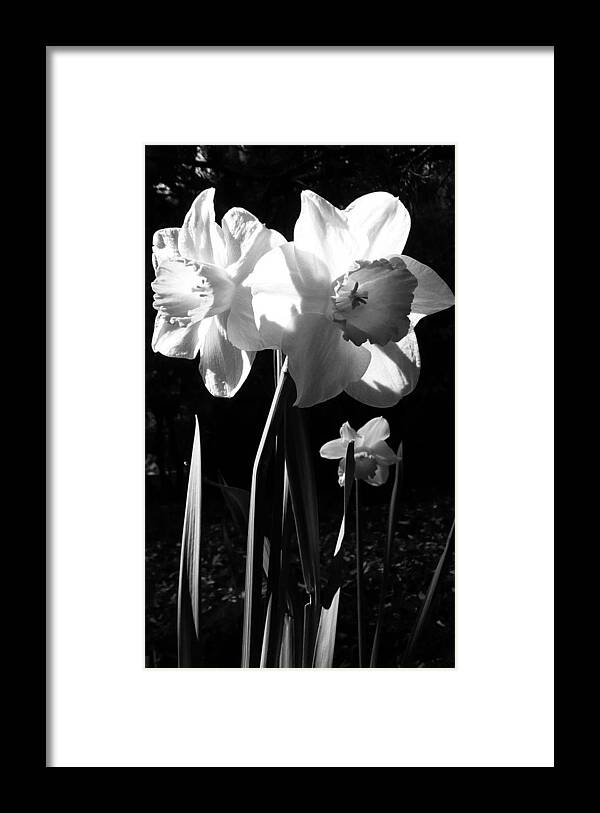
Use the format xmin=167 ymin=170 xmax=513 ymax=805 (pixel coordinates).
xmin=321 ymin=443 xmax=356 ymax=609
xmin=279 ymin=612 xmax=295 ymax=667
xmin=370 ymin=441 xmax=404 ymax=667
xmin=205 ymin=475 xmax=250 ymax=537
xmin=242 ymin=360 xmax=292 ymax=668
xmin=177 ymin=417 xmax=202 ymax=667
xmin=265 ymin=403 xmax=286 ymax=666
xmin=260 ymin=596 xmax=272 ymax=668
xmin=313 ymin=443 xmax=355 ymax=668
xmin=284 ymin=405 xmax=321 ymax=601
xmin=401 ymin=519 xmax=455 ymax=666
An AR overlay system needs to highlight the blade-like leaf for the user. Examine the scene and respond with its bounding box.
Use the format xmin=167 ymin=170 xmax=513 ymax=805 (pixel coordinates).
xmin=260 ymin=595 xmax=272 ymax=668
xmin=321 ymin=443 xmax=356 ymax=609
xmin=177 ymin=417 xmax=202 ymax=667
xmin=312 ymin=591 xmax=341 ymax=668
xmin=312 ymin=443 xmax=355 ymax=668
xmin=401 ymin=519 xmax=455 ymax=666
xmin=284 ymin=404 xmax=320 ymax=599
xmin=370 ymin=441 xmax=404 ymax=667
xmin=279 ymin=612 xmax=295 ymax=667
xmin=205 ymin=474 xmax=250 ymax=537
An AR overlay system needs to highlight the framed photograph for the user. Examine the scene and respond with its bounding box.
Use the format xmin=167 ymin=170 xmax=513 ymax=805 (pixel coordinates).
xmin=48 ymin=46 xmax=554 ymax=767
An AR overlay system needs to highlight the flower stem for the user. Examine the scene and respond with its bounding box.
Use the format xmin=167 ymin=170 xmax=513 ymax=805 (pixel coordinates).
xmin=355 ymin=479 xmax=366 ymax=667
xmin=241 ymin=358 xmax=290 ymax=668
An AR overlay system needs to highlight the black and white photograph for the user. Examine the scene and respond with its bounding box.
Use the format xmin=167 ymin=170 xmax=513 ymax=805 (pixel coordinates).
xmin=146 ymin=145 xmax=455 ymax=668
xmin=49 ymin=46 xmax=554 ymax=767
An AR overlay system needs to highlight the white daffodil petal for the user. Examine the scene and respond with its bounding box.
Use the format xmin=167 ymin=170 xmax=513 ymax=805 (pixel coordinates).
xmin=197 ymin=314 xmax=255 ymax=398
xmin=151 ymin=313 xmax=202 ymax=359
xmin=152 ymin=227 xmax=181 ymax=271
xmin=294 ymin=190 xmax=357 ymax=280
xmin=319 ymin=439 xmax=348 ymax=459
xmin=401 ymin=255 xmax=455 ymax=324
xmin=178 ymin=188 xmax=227 ymax=267
xmin=358 ymin=416 xmax=391 ymax=446
xmin=370 ymin=440 xmax=399 ymax=466
xmin=227 ymin=222 xmax=287 ymax=285
xmin=226 ymin=284 xmax=265 ymax=351
xmin=344 ymin=192 xmax=411 ymax=260
xmin=344 ymin=328 xmax=421 ymax=407
xmin=340 ymin=421 xmax=359 ymax=443
xmin=282 ymin=313 xmax=371 ymax=408
xmin=247 ymin=242 xmax=331 ymax=348
xmin=221 ymin=207 xmax=261 ymax=264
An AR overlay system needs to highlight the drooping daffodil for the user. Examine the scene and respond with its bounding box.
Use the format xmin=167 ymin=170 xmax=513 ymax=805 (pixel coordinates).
xmin=151 ymin=188 xmax=285 ymax=397
xmin=320 ymin=417 xmax=399 ymax=487
xmin=243 ymin=190 xmax=454 ymax=407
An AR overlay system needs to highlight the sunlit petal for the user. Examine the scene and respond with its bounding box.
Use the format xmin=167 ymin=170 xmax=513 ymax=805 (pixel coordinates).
xmin=294 ymin=190 xmax=357 ymax=280
xmin=178 ymin=188 xmax=227 ymax=267
xmin=358 ymin=416 xmax=390 ymax=446
xmin=227 ymin=221 xmax=287 ymax=284
xmin=344 ymin=192 xmax=411 ymax=259
xmin=152 ymin=227 xmax=181 ymax=270
xmin=319 ymin=439 xmax=348 ymax=459
xmin=221 ymin=207 xmax=261 ymax=264
xmin=247 ymin=242 xmax=332 ymax=348
xmin=344 ymin=328 xmax=421 ymax=407
xmin=401 ymin=255 xmax=455 ymax=325
xmin=369 ymin=440 xmax=399 ymax=466
xmin=282 ymin=314 xmax=370 ymax=407
xmin=197 ymin=314 xmax=255 ymax=398
xmin=340 ymin=421 xmax=359 ymax=443
xmin=226 ymin=284 xmax=265 ymax=351
xmin=151 ymin=313 xmax=202 ymax=359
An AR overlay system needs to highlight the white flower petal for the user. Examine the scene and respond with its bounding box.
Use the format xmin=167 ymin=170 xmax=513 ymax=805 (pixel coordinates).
xmin=319 ymin=439 xmax=348 ymax=459
xmin=294 ymin=190 xmax=357 ymax=280
xmin=282 ymin=313 xmax=370 ymax=408
xmin=358 ymin=416 xmax=390 ymax=446
xmin=178 ymin=188 xmax=227 ymax=267
xmin=344 ymin=328 xmax=421 ymax=407
xmin=401 ymin=255 xmax=455 ymax=324
xmin=340 ymin=421 xmax=359 ymax=443
xmin=221 ymin=207 xmax=261 ymax=264
xmin=151 ymin=313 xmax=202 ymax=359
xmin=247 ymin=242 xmax=332 ymax=349
xmin=197 ymin=314 xmax=255 ymax=398
xmin=344 ymin=192 xmax=411 ymax=259
xmin=152 ymin=227 xmax=181 ymax=271
xmin=226 ymin=284 xmax=265 ymax=351
xmin=369 ymin=440 xmax=399 ymax=466
xmin=227 ymin=221 xmax=287 ymax=284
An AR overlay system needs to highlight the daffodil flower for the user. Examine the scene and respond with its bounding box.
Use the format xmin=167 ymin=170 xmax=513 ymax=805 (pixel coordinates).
xmin=243 ymin=190 xmax=454 ymax=407
xmin=320 ymin=417 xmax=398 ymax=487
xmin=151 ymin=188 xmax=285 ymax=397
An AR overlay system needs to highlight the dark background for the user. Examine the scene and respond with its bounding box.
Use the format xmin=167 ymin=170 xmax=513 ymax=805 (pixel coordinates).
xmin=146 ymin=145 xmax=455 ymax=667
